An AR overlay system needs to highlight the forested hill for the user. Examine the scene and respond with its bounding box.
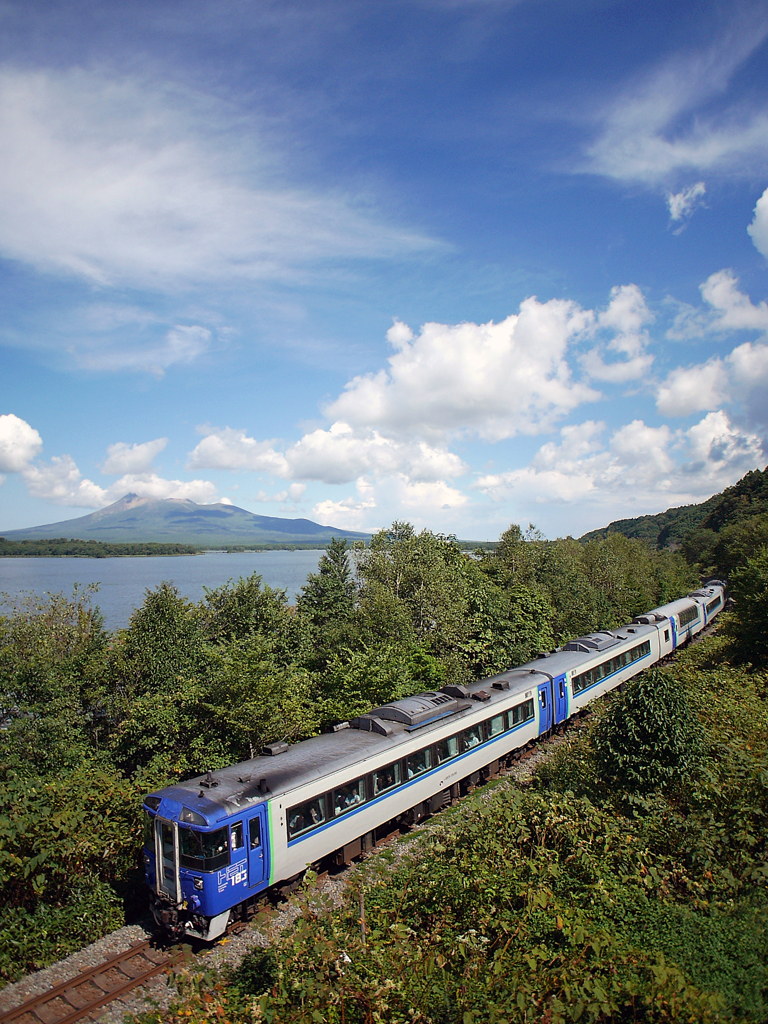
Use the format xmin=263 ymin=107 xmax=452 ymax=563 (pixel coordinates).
xmin=580 ymin=466 xmax=768 ymax=549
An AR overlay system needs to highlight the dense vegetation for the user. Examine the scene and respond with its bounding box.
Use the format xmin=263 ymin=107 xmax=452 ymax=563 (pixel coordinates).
xmin=0 ymin=526 xmax=695 ymax=981
xmin=581 ymin=464 xmax=768 ymax=551
xmin=2 ymin=460 xmax=768 ymax=1017
xmin=0 ymin=538 xmax=199 ymax=557
xmin=157 ymin=635 xmax=767 ymax=1023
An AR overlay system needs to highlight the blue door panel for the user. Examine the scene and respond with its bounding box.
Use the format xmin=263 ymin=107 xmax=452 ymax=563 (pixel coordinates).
xmin=538 ymin=682 xmax=552 ymax=734
xmin=247 ymin=806 xmax=269 ymax=889
xmin=554 ymin=674 xmax=568 ymax=724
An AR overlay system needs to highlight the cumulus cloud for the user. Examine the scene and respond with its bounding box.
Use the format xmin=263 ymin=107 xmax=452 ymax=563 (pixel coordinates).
xmin=101 ymin=437 xmax=168 ymax=475
xmin=326 ymin=298 xmax=598 ymax=441
xmin=21 ymin=455 xmax=109 ymax=507
xmin=582 ymin=21 xmax=768 ymax=184
xmin=475 ymin=412 xmax=763 ymax=520
xmin=667 ymin=269 xmax=768 ymax=340
xmin=0 ymin=413 xmax=43 ymax=474
xmin=748 ymin=185 xmax=768 ymax=258
xmin=188 ymin=428 xmax=290 ymax=476
xmin=581 ymin=284 xmax=654 ymax=382
xmin=659 ymin=271 xmax=768 ymax=426
xmin=20 ymin=456 xmax=220 ymax=508
xmin=667 ymin=182 xmax=706 ymax=228
xmin=0 ymin=67 xmax=436 ymax=291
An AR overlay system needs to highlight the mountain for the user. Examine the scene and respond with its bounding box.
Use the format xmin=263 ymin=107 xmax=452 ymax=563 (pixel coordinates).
xmin=0 ymin=494 xmax=371 ymax=547
xmin=580 ymin=466 xmax=768 ymax=548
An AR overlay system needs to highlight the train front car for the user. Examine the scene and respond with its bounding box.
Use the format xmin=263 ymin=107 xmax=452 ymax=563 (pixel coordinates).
xmin=143 ymin=773 xmax=270 ymax=942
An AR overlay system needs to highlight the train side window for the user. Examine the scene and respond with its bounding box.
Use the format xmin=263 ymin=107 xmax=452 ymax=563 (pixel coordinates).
xmin=249 ymin=818 xmax=261 ymax=849
xmin=287 ymin=797 xmax=327 ymax=839
xmin=334 ymin=778 xmax=366 ymax=816
xmin=664 ymin=629 xmax=670 ymax=642
xmin=511 ymin=698 xmax=535 ymax=725
xmin=539 ymin=690 xmax=547 ymax=708
xmin=231 ymin=822 xmax=244 ymax=851
xmin=488 ymin=713 xmax=505 ymax=738
xmin=372 ymin=762 xmax=401 ymax=796
xmin=435 ymin=735 xmax=459 ymax=764
xmin=462 ymin=724 xmax=483 ymax=752
xmin=406 ymin=748 xmax=431 ymax=778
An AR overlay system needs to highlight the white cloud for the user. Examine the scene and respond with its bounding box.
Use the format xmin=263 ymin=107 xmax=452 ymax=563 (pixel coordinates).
xmin=748 ymin=185 xmax=768 ymax=258
xmin=20 ymin=456 xmax=218 ymax=509
xmin=658 ymin=270 xmax=768 ymax=424
xmin=101 ymin=437 xmax=168 ymax=475
xmin=255 ymin=483 xmax=307 ymax=503
xmin=0 ymin=67 xmax=436 ymax=291
xmin=188 ymin=428 xmax=290 ymax=475
xmin=666 ymin=269 xmax=768 ymax=340
xmin=327 ymin=298 xmax=598 ymax=441
xmin=105 ymin=473 xmax=218 ymax=505
xmin=0 ymin=413 xmax=43 ymax=473
xmin=312 ymin=478 xmax=377 ymax=531
xmin=77 ymin=325 xmax=213 ymax=375
xmin=581 ymin=284 xmax=654 ymax=382
xmin=656 ymin=359 xmax=729 ymax=417
xmin=475 ymin=412 xmax=763 ymax=521
xmin=21 ymin=455 xmax=109 ymax=508
xmin=667 ymin=182 xmax=706 ymax=227
xmin=582 ymin=23 xmax=768 ymax=184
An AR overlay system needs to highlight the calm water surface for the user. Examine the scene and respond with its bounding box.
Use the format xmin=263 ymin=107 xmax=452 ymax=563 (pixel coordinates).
xmin=0 ymin=550 xmax=324 ymax=630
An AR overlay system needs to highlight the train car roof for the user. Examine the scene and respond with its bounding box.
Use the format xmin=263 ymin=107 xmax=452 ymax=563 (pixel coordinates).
xmin=151 ymin=667 xmax=550 ymax=820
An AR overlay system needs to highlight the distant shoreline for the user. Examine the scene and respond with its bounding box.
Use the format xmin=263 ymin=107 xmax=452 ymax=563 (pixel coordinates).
xmin=0 ymin=538 xmax=497 ymax=558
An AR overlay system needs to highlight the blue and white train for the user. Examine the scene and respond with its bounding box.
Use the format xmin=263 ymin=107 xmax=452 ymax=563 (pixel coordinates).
xmin=143 ymin=580 xmax=726 ymax=941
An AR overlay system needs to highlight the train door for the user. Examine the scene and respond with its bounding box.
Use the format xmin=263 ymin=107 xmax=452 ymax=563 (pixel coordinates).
xmin=553 ymin=674 xmax=568 ymax=725
xmin=246 ymin=805 xmax=268 ymax=889
xmin=669 ymin=616 xmax=678 ymax=650
xmin=538 ymin=682 xmax=552 ymax=735
xmin=154 ymin=818 xmax=180 ymax=903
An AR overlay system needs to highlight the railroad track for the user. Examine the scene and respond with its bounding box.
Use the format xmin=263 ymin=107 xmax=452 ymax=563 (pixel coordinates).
xmin=0 ymin=939 xmax=188 ymax=1024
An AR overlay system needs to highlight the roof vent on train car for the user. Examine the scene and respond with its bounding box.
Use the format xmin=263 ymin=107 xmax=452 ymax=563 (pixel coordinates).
xmin=363 ymin=691 xmax=467 ymax=730
xmin=262 ymin=741 xmax=289 ymax=756
xmin=633 ymin=613 xmax=666 ymax=625
xmin=322 ymin=720 xmax=351 ymax=733
xmin=537 ymin=651 xmax=551 ymax=658
xmin=440 ymin=684 xmax=470 ymax=699
xmin=200 ymin=771 xmax=219 ymax=788
xmin=492 ymin=679 xmax=510 ymax=690
xmin=564 ymin=632 xmax=620 ymax=653
xmin=349 ymin=715 xmax=394 ymax=736
xmin=471 ymin=690 xmax=491 ymax=702
xmin=258 ymin=778 xmax=270 ymax=794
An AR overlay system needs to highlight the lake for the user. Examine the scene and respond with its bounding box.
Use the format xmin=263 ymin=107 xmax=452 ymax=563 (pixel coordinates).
xmin=0 ymin=549 xmax=325 ymax=630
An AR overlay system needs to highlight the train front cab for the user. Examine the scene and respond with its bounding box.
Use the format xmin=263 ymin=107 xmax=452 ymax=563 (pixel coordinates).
xmin=143 ymin=795 xmax=270 ymax=941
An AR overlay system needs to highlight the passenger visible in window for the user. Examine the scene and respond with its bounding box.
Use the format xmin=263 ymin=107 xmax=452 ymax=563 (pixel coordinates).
xmin=230 ymin=822 xmax=244 ymax=850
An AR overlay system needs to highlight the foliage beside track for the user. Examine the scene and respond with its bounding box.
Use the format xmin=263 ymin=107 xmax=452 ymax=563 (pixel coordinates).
xmin=143 ymin=635 xmax=768 ymax=1023
xmin=0 ymin=501 xmax=764 ymax=995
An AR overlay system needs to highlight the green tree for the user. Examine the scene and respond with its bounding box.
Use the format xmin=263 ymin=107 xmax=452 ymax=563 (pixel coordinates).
xmin=298 ymin=538 xmax=357 ymax=626
xmin=108 ymin=582 xmax=208 ymax=701
xmin=728 ymin=544 xmax=768 ymax=663
xmin=0 ymin=587 xmax=110 ymax=777
xmin=592 ymin=668 xmax=702 ymax=794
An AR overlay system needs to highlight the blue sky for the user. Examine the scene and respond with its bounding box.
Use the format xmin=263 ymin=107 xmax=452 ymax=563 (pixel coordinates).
xmin=1 ymin=0 xmax=768 ymax=540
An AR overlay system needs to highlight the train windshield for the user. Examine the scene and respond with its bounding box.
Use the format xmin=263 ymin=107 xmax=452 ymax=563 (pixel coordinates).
xmin=142 ymin=811 xmax=153 ymax=849
xmin=179 ymin=826 xmax=230 ymax=872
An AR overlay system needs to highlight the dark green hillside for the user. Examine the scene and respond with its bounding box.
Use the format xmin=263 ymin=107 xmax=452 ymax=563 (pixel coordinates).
xmin=581 ymin=466 xmax=768 ymax=551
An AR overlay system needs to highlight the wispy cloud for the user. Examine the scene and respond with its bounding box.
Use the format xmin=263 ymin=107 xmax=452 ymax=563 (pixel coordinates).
xmin=0 ymin=66 xmax=439 ymax=292
xmin=581 ymin=16 xmax=768 ymax=184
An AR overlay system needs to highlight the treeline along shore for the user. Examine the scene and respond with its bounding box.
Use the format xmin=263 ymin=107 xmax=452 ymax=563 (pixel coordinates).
xmin=0 ymin=466 xmax=767 ymax=1020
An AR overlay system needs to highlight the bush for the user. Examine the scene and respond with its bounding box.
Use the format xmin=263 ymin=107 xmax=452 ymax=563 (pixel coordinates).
xmin=591 ymin=668 xmax=703 ymax=794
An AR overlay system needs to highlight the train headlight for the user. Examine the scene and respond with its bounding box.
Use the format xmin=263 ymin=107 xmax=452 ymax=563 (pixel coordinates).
xmin=143 ymin=853 xmax=151 ymax=867
xmin=193 ymin=877 xmax=204 ymax=890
